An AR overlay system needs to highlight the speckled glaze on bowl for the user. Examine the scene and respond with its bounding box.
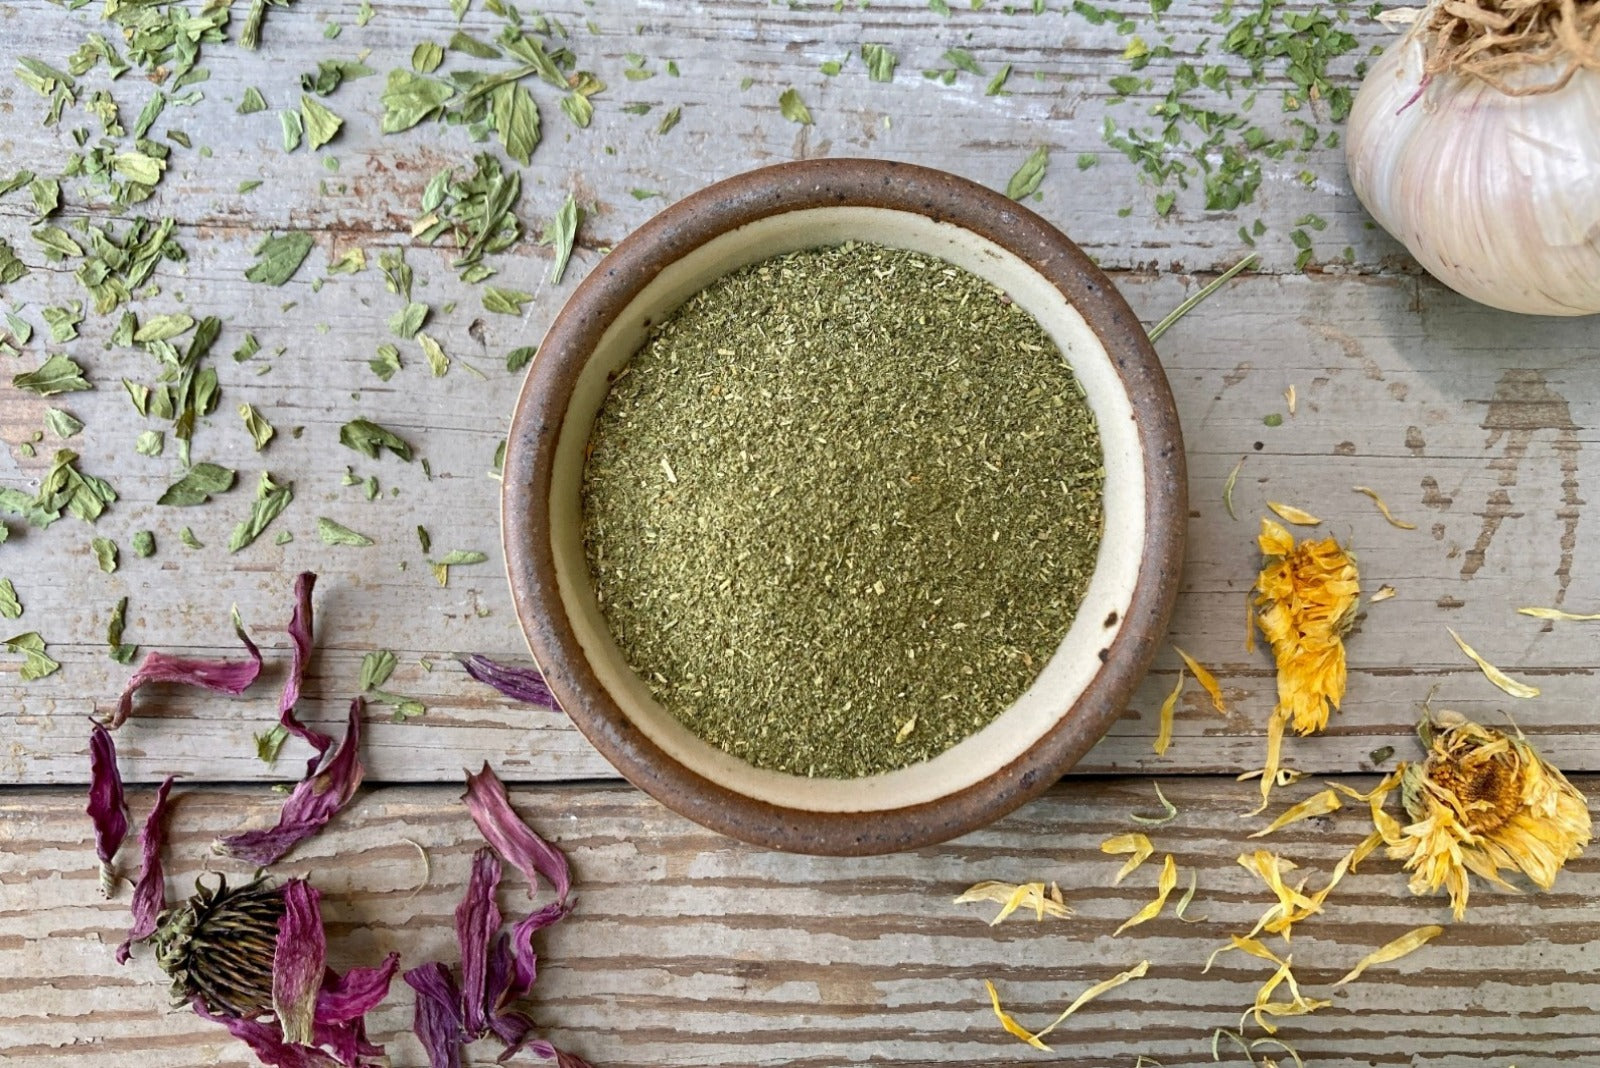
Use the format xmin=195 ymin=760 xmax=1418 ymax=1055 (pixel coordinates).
xmin=502 ymin=159 xmax=1185 ymax=856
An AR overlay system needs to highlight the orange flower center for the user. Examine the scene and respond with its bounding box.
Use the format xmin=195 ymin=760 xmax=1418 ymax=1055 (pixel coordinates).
xmin=1428 ymin=754 xmax=1523 ymax=835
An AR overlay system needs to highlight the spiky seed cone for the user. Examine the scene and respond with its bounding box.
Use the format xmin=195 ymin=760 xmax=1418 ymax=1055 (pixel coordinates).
xmin=150 ymin=874 xmax=284 ymax=1018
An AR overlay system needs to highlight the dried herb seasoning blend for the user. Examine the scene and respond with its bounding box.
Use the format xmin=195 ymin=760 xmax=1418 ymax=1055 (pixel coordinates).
xmin=582 ymin=242 xmax=1104 ymax=778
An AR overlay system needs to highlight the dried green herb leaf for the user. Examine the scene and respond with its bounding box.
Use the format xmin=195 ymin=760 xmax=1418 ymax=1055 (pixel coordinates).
xmin=357 ymin=0 xmax=374 ymax=24
xmin=238 ymin=87 xmax=268 ymax=114
xmin=448 ymin=30 xmax=501 ymax=58
xmin=1006 ymin=147 xmax=1049 ymax=200
xmin=327 ymin=248 xmax=366 ymax=275
xmin=280 ymin=109 xmax=303 ymax=151
xmin=44 ymin=408 xmax=83 ymax=439
xmin=38 ymin=450 xmax=116 ymax=523
xmin=339 ymin=418 xmax=413 ymax=461
xmin=542 ymin=194 xmax=581 ymax=285
xmin=0 ymin=239 xmax=28 ymax=286
xmin=255 ymin=723 xmax=290 ymax=765
xmin=13 ymin=354 xmax=91 ymax=396
xmin=986 ymin=63 xmax=1013 ymax=95
xmin=505 ymin=345 xmax=536 ymax=372
xmin=30 ymin=177 xmax=61 ymax=219
xmin=412 ymin=41 xmax=444 ymax=74
xmin=370 ymin=344 xmax=402 ymax=381
xmin=113 ymin=151 xmax=166 ymax=187
xmin=417 ymin=332 xmax=449 ymax=377
xmin=861 ymin=43 xmax=897 ymax=81
xmin=317 ymin=516 xmax=374 ymax=547
xmin=560 ymin=92 xmax=594 ymax=128
xmin=4 ymin=631 xmax=60 ymax=681
xmin=0 ymin=579 xmax=20 ymax=620
xmin=41 ymin=303 xmax=83 ymax=343
xmin=656 ymin=105 xmax=681 ymax=135
xmin=416 ymin=525 xmax=431 ymax=553
xmin=158 ymin=463 xmax=236 ymax=507
xmin=135 ymin=430 xmax=164 ymax=457
xmin=944 ymin=47 xmax=983 ymax=75
xmin=300 ymin=94 xmax=343 ymax=150
xmin=360 ymin=649 xmax=398 ymax=690
xmin=32 ymin=225 xmax=81 ymax=260
xmin=107 ymin=596 xmax=137 ymax=664
xmin=133 ymin=313 xmax=195 ymax=343
xmin=239 ymin=179 xmax=263 ymax=195
xmin=438 ymin=550 xmax=487 ymax=566
xmin=380 ymin=68 xmax=453 ymax=133
xmin=246 ymin=232 xmax=315 ymax=286
xmin=132 ymin=530 xmax=155 ymax=558
xmin=5 ymin=312 xmax=33 ymax=346
xmin=180 ymin=526 xmax=202 ymax=549
xmin=389 ymin=302 xmax=429 ymax=339
xmin=92 ymin=536 xmax=118 ymax=573
xmin=239 ymin=403 xmax=275 ymax=450
xmin=493 ymin=83 xmax=540 ymax=164
xmin=482 ymin=287 xmax=533 ymax=315
xmin=0 ymin=170 xmax=34 ymax=198
xmin=778 ymin=87 xmax=812 ymax=125
xmin=229 ymin=471 xmax=293 ymax=552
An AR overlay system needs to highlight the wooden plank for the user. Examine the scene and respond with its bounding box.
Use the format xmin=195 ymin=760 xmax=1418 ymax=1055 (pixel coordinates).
xmin=1 ymin=777 xmax=1595 ymax=1067
xmin=4 ymin=1 xmax=1600 ymax=786
xmin=0 ymin=0 xmax=1400 ymax=275
xmin=6 ymin=270 xmax=1600 ymax=784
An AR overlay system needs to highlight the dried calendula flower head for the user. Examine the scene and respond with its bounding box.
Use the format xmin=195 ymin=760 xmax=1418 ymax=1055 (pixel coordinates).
xmin=1379 ymin=713 xmax=1592 ymax=919
xmin=151 ymin=874 xmax=284 ymax=1018
xmin=1254 ymin=518 xmax=1360 ymax=736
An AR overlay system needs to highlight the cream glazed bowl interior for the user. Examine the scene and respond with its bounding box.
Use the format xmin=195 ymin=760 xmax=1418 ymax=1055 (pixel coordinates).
xmin=502 ymin=159 xmax=1186 ymax=855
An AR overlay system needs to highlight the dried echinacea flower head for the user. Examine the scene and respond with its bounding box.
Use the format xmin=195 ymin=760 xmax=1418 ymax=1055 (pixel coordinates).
xmin=152 ymin=874 xmax=284 ymax=1018
xmin=1374 ymin=713 xmax=1592 ymax=919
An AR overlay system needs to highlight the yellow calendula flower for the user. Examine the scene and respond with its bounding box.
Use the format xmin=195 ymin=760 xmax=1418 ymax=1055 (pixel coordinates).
xmin=1252 ymin=518 xmax=1360 ymax=802
xmin=1373 ymin=713 xmax=1592 ymax=919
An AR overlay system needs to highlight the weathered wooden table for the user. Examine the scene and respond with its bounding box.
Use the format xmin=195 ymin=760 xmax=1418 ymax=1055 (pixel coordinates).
xmin=2 ymin=2 xmax=1596 ymax=1065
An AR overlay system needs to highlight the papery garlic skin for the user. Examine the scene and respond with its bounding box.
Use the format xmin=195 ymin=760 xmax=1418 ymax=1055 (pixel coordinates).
xmin=1347 ymin=38 xmax=1600 ymax=316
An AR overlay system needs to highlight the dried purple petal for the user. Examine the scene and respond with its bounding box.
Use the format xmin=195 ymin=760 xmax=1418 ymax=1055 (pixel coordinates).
xmin=404 ymin=962 xmax=465 ymax=1068
xmin=87 ymin=723 xmax=129 ymax=895
xmin=195 ymin=1000 xmax=388 ymax=1068
xmin=457 ymin=847 xmax=503 ymax=1038
xmin=273 ymin=879 xmax=325 ymax=1046
xmin=218 ymin=699 xmax=365 ymax=866
xmin=317 ymin=953 xmax=400 ymax=1025
xmin=460 ymin=655 xmax=560 ymax=711
xmin=520 ymin=1041 xmax=597 ymax=1068
xmin=462 ymin=762 xmax=571 ymax=905
xmin=109 ymin=615 xmax=263 ymax=728
xmin=502 ymin=900 xmax=569 ymax=1006
xmin=117 ymin=774 xmax=176 ymax=964
xmin=280 ymin=572 xmax=333 ymax=766
xmin=194 ymin=1006 xmax=345 ymax=1068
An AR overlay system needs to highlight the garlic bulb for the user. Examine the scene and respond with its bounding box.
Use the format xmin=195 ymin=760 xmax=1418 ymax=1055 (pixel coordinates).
xmin=1347 ymin=29 xmax=1600 ymax=317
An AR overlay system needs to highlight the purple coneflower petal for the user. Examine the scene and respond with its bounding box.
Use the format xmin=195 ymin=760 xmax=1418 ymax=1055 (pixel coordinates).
xmin=110 ymin=614 xmax=263 ymax=728
xmin=316 ymin=953 xmax=400 ymax=1025
xmin=462 ymin=762 xmax=572 ymax=905
xmin=193 ymin=1007 xmax=346 ymax=1068
xmin=86 ymin=724 xmax=129 ymax=892
xmin=404 ymin=961 xmax=465 ymax=1068
xmin=460 ymin=655 xmax=560 ymax=712
xmin=280 ymin=572 xmax=333 ymax=766
xmin=217 ymin=698 xmax=366 ymax=866
xmin=457 ymin=847 xmax=503 ymax=1038
xmin=273 ymin=879 xmax=326 ymax=1046
xmin=117 ymin=774 xmax=177 ymax=963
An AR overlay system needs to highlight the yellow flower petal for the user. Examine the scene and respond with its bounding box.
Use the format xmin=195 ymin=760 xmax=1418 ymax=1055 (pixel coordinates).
xmin=1448 ymin=628 xmax=1540 ymax=699
xmin=984 ymin=980 xmax=1049 ymax=1050
xmin=1352 ymin=485 xmax=1417 ymax=529
xmin=1026 ymin=961 xmax=1151 ymax=1047
xmin=1173 ymin=646 xmax=1225 ymax=714
xmin=1115 ymin=854 xmax=1177 ymax=936
xmin=1204 ymin=933 xmax=1284 ymax=973
xmin=1223 ymin=456 xmax=1245 ymax=521
xmin=1333 ymin=924 xmax=1444 ymax=987
xmin=1101 ymin=832 xmax=1154 ymax=886
xmin=1174 ymin=869 xmax=1206 ymax=923
xmin=955 ymin=880 xmax=1072 ymax=924
xmin=1249 ymin=788 xmax=1342 ymax=839
xmin=1267 ymin=501 xmax=1321 ymax=526
xmin=1370 ymin=584 xmax=1396 ymax=603
xmin=1518 ymin=606 xmax=1600 ymax=621
xmin=1153 ymin=669 xmax=1184 ymax=756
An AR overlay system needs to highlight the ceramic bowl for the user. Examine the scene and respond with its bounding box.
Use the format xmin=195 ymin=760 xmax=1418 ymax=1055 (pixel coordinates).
xmin=502 ymin=159 xmax=1185 ymax=855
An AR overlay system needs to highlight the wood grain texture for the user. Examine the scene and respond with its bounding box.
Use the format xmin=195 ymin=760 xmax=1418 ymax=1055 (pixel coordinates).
xmin=1 ymin=778 xmax=1595 ymax=1068
xmin=1 ymin=3 xmax=1599 ymax=785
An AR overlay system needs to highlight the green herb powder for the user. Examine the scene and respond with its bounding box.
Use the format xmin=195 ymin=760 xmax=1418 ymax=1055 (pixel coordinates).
xmin=582 ymin=242 xmax=1104 ymax=778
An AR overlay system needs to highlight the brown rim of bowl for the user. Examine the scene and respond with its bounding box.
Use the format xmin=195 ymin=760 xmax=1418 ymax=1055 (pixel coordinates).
xmin=503 ymin=158 xmax=1186 ymax=856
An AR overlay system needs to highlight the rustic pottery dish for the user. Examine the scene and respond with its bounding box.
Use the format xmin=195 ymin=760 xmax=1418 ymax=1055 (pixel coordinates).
xmin=502 ymin=158 xmax=1186 ymax=855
